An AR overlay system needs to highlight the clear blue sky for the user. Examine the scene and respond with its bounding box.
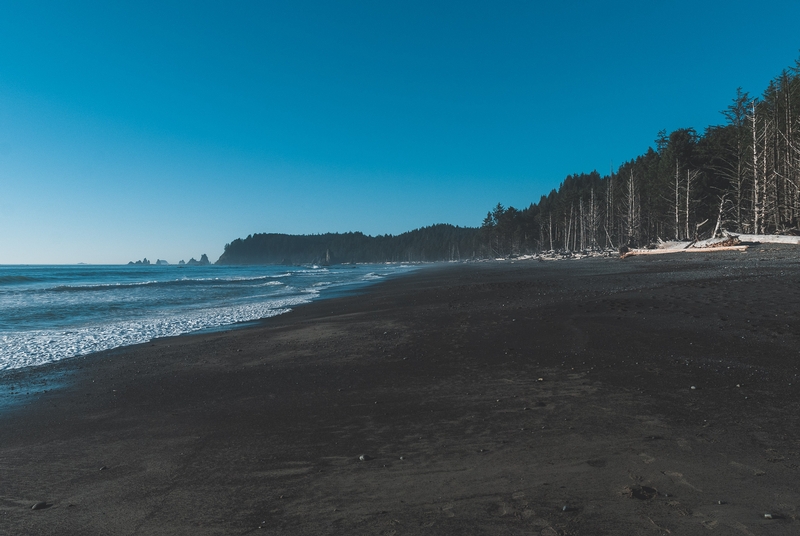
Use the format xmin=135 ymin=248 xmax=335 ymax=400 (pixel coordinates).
xmin=1 ymin=1 xmax=798 ymax=264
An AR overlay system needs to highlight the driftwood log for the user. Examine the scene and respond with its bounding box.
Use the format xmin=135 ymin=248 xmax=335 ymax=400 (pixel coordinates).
xmin=621 ymin=245 xmax=748 ymax=259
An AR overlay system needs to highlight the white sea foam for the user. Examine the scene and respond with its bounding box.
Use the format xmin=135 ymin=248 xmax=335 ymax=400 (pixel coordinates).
xmin=48 ymin=274 xmax=289 ymax=291
xmin=0 ymin=262 xmax=419 ymax=372
xmin=0 ymin=296 xmax=311 ymax=371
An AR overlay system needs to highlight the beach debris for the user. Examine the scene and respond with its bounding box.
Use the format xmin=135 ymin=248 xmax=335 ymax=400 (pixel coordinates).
xmin=99 ymin=465 xmax=108 ymax=471
xmin=620 ymin=237 xmax=749 ymax=258
xmin=31 ymin=501 xmax=51 ymax=510
xmin=358 ymin=454 xmax=371 ymax=462
xmin=731 ymin=233 xmax=800 ymax=245
xmin=764 ymin=513 xmax=774 ymax=519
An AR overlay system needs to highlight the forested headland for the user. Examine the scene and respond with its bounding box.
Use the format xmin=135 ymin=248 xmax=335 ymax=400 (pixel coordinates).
xmin=482 ymin=57 xmax=800 ymax=256
xmin=218 ymin=57 xmax=800 ymax=265
xmin=216 ymin=225 xmax=482 ymax=265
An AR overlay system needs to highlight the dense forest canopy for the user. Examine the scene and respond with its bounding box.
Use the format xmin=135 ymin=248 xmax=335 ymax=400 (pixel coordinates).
xmin=216 ymin=224 xmax=482 ymax=265
xmin=219 ymin=56 xmax=800 ymax=265
xmin=481 ymin=56 xmax=800 ymax=255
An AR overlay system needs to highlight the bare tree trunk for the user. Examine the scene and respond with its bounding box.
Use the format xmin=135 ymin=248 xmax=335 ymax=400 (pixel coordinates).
xmin=625 ymin=169 xmax=638 ymax=246
xmin=578 ymin=197 xmax=585 ymax=251
xmin=566 ymin=204 xmax=574 ymax=252
xmin=674 ymin=161 xmax=681 ymax=239
xmin=684 ymin=169 xmax=699 ymax=239
xmin=712 ymin=194 xmax=727 ymax=238
xmin=589 ymin=187 xmax=597 ymax=250
xmin=606 ymin=168 xmax=614 ymax=248
xmin=752 ymin=102 xmax=762 ymax=234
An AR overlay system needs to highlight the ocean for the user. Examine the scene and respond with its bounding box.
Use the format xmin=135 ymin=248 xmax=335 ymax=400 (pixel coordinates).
xmin=0 ymin=263 xmax=416 ymax=371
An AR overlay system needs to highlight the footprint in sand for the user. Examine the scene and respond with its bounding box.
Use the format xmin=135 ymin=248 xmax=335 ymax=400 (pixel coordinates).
xmin=663 ymin=471 xmax=702 ymax=492
xmin=639 ymin=453 xmax=656 ymax=464
xmin=729 ymin=461 xmax=766 ymax=476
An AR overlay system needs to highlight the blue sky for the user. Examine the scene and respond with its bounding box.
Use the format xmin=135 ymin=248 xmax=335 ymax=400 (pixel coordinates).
xmin=1 ymin=1 xmax=798 ymax=264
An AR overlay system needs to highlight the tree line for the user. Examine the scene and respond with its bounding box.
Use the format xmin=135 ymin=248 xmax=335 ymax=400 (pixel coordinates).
xmin=216 ymin=224 xmax=484 ymax=265
xmin=481 ymin=56 xmax=800 ymax=255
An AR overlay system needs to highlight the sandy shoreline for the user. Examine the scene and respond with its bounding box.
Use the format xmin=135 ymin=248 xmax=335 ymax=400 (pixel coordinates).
xmin=2 ymin=247 xmax=800 ymax=535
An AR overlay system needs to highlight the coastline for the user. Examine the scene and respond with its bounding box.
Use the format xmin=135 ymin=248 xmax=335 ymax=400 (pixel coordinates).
xmin=0 ymin=262 xmax=424 ymax=412
xmin=2 ymin=247 xmax=800 ymax=534
xmin=0 ymin=262 xmax=417 ymax=373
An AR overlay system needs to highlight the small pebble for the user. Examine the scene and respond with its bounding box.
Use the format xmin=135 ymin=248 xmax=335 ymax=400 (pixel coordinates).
xmin=690 ymin=386 xmax=696 ymax=390
xmin=764 ymin=513 xmax=773 ymax=519
xmin=359 ymin=454 xmax=371 ymax=462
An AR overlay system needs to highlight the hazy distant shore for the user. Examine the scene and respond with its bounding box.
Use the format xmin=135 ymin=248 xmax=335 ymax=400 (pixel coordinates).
xmin=2 ymin=246 xmax=800 ymax=534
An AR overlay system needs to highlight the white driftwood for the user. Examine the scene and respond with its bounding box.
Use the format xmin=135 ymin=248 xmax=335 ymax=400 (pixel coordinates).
xmin=621 ymin=245 xmax=748 ymax=258
xmin=733 ymin=234 xmax=800 ymax=245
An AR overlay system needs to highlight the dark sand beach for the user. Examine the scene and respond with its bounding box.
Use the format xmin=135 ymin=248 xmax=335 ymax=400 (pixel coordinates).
xmin=2 ymin=245 xmax=800 ymax=535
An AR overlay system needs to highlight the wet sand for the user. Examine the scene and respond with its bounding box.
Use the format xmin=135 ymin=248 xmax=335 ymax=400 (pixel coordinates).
xmin=2 ymin=245 xmax=800 ymax=535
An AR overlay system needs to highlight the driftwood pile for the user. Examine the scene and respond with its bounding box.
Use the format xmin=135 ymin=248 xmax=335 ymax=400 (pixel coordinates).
xmin=620 ymin=237 xmax=746 ymax=259
xmin=620 ymin=233 xmax=800 ymax=258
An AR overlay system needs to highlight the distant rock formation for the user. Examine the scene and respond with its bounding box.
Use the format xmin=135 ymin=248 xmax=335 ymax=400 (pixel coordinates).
xmin=127 ymin=255 xmax=209 ymax=266
xmin=186 ymin=254 xmax=210 ymax=266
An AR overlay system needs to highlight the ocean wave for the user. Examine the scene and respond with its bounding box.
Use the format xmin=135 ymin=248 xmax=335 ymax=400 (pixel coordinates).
xmin=0 ymin=296 xmax=311 ymax=371
xmin=47 ymin=274 xmax=287 ymax=292
xmin=0 ymin=275 xmax=42 ymax=285
xmin=0 ymin=263 xmax=419 ymax=372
